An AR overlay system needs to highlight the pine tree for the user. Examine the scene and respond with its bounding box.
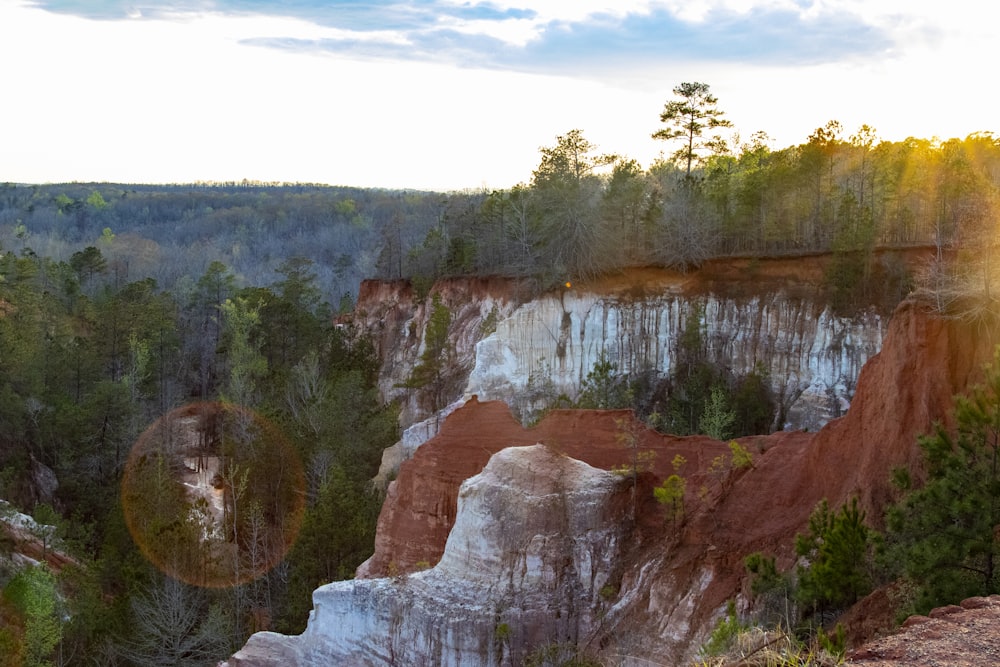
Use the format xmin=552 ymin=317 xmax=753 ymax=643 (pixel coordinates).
xmin=885 ymin=346 xmax=1000 ymax=613
xmin=795 ymin=497 xmax=871 ymax=617
xmin=652 ymin=82 xmax=732 ymax=178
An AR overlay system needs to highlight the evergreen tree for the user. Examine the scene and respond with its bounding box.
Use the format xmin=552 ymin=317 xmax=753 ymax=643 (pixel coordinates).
xmin=3 ymin=566 xmax=62 ymax=667
xmin=576 ymin=353 xmax=631 ymax=410
xmin=653 ymin=82 xmax=732 ymax=178
xmin=699 ymin=385 xmax=736 ymax=440
xmin=885 ymin=346 xmax=1000 ymax=613
xmin=795 ymin=497 xmax=872 ymax=617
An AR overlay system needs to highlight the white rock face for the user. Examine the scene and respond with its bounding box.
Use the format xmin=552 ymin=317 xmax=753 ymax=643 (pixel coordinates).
xmin=227 ymin=445 xmax=627 ymax=667
xmin=467 ymin=291 xmax=882 ymax=431
xmin=373 ymin=289 xmax=882 ymax=483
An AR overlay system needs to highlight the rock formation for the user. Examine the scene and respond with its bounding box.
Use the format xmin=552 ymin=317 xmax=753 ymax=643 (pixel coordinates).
xmin=227 ymin=445 xmax=634 ymax=666
xmin=230 ymin=296 xmax=999 ymax=665
xmin=354 ymin=260 xmax=889 ymax=486
xmin=846 ymin=596 xmax=1000 ymax=666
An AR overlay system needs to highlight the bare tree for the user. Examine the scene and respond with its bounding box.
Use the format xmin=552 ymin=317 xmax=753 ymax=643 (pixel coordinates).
xmin=116 ymin=575 xmax=230 ymax=666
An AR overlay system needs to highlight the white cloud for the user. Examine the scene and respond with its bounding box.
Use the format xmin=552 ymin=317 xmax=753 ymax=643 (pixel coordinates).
xmin=2 ymin=0 xmax=997 ymax=190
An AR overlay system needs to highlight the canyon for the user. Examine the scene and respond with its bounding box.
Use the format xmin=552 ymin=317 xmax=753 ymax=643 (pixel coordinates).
xmin=229 ymin=255 xmax=997 ymax=665
xmin=355 ymin=258 xmax=893 ymax=484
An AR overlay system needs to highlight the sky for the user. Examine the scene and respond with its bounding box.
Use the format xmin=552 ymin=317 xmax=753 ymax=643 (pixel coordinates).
xmin=0 ymin=0 xmax=995 ymax=191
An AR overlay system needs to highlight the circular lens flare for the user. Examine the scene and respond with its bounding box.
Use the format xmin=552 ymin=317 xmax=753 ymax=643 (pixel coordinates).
xmin=121 ymin=402 xmax=305 ymax=588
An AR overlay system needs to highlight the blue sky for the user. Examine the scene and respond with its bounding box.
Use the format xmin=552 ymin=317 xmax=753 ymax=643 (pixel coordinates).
xmin=1 ymin=1 xmax=992 ymax=190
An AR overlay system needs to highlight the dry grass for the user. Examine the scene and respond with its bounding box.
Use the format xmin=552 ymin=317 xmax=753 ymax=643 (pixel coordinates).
xmin=693 ymin=628 xmax=842 ymax=667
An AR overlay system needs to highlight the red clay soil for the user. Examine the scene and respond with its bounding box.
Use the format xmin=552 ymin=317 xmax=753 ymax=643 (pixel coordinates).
xmin=545 ymin=247 xmax=939 ymax=303
xmin=357 ymin=398 xmax=739 ymax=577
xmin=846 ymin=596 xmax=1000 ymax=666
xmin=657 ymin=297 xmax=1000 ymax=655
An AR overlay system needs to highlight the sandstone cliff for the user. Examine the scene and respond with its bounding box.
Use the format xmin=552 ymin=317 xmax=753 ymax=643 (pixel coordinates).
xmin=229 ymin=296 xmax=996 ymax=665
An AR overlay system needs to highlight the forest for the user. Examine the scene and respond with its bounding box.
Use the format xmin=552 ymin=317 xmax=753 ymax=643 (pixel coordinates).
xmin=1 ymin=81 xmax=999 ymax=664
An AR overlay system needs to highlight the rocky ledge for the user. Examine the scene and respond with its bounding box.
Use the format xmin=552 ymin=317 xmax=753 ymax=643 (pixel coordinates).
xmin=847 ymin=596 xmax=1000 ymax=666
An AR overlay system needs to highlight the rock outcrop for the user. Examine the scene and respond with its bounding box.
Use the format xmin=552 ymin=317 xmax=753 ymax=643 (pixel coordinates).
xmin=342 ymin=298 xmax=996 ymax=664
xmin=231 ymin=280 xmax=998 ymax=664
xmin=354 ymin=260 xmax=890 ymax=485
xmin=357 ymin=397 xmax=734 ymax=579
xmin=597 ymin=297 xmax=999 ymax=663
xmin=227 ymin=445 xmax=633 ymax=666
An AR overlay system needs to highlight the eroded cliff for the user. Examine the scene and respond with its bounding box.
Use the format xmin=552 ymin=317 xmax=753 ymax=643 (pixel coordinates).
xmin=352 ymin=260 xmax=889 ymax=485
xmin=227 ymin=445 xmax=634 ymax=666
xmin=230 ymin=296 xmax=999 ymax=665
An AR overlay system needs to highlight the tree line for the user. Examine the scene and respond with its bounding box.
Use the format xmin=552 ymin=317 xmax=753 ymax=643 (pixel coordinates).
xmin=3 ymin=82 xmax=997 ymax=319
xmin=0 ymin=181 xmax=461 ymax=312
xmin=403 ymin=84 xmax=999 ymax=313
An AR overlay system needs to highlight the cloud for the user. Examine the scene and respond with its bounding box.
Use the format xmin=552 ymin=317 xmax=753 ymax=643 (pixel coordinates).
xmin=27 ymin=0 xmax=895 ymax=74
xmin=26 ymin=0 xmax=536 ymax=27
xmin=245 ymin=5 xmax=893 ymax=74
xmin=514 ymin=6 xmax=894 ymax=70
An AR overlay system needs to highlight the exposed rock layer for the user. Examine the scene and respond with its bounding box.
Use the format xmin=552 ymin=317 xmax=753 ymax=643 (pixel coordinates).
xmin=846 ymin=596 xmax=1000 ymax=666
xmin=352 ymin=260 xmax=890 ymax=438
xmin=357 ymin=298 xmax=998 ymax=664
xmin=233 ymin=290 xmax=998 ymax=664
xmin=228 ymin=445 xmax=632 ymax=666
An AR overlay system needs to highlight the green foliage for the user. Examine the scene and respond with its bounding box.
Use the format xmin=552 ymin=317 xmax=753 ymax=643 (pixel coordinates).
xmin=3 ymin=566 xmax=62 ymax=667
xmin=0 ymin=234 xmax=401 ymax=660
xmin=480 ymin=305 xmax=500 ymax=337
xmin=884 ymin=346 xmax=1000 ymax=614
xmin=661 ymin=305 xmax=717 ymax=434
xmin=513 ymin=360 xmax=572 ymax=425
xmin=654 ymin=474 xmax=686 ymax=526
xmin=85 ymin=190 xmax=109 ymax=211
xmin=700 ymin=386 xmax=736 ymax=440
xmin=653 ymin=81 xmax=733 ymax=177
xmin=220 ymin=296 xmax=267 ymax=409
xmin=745 ymin=552 xmax=797 ymax=631
xmin=69 ymin=245 xmax=107 ymax=285
xmin=731 ymin=363 xmax=777 ymax=436
xmin=795 ymin=498 xmax=872 ymax=616
xmin=529 ymin=129 xmax=614 ymax=279
xmin=279 ymin=465 xmax=381 ymax=632
xmin=728 ymin=440 xmax=754 ymax=470
xmin=700 ymin=599 xmax=747 ymax=658
xmin=576 ymin=353 xmax=632 ymax=409
xmin=652 ymin=307 xmax=778 ymax=438
xmin=816 ymin=623 xmax=846 ymax=659
xmin=400 ymin=293 xmax=454 ymax=412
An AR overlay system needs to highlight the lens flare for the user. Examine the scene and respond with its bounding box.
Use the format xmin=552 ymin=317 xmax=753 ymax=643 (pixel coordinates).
xmin=121 ymin=402 xmax=305 ymax=588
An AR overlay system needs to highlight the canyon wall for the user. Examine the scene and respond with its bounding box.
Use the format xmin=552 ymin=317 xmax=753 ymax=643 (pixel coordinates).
xmin=231 ymin=296 xmax=1000 ymax=665
xmin=466 ymin=287 xmax=880 ymax=430
xmin=351 ymin=261 xmax=889 ymax=482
